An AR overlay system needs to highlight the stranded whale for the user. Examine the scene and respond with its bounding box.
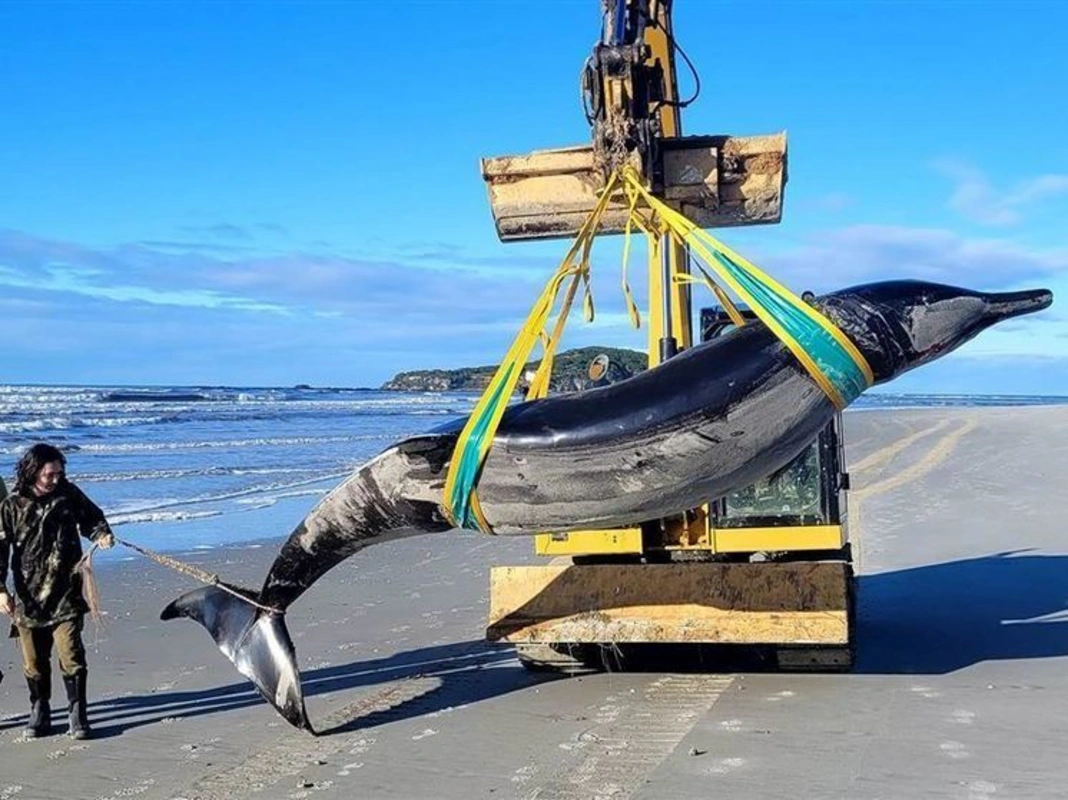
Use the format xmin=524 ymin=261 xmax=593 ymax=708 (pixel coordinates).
xmin=162 ymin=279 xmax=1053 ymax=730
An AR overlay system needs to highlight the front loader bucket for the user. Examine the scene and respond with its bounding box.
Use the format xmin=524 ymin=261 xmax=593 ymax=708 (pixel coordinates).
xmin=481 ymin=133 xmax=787 ymax=242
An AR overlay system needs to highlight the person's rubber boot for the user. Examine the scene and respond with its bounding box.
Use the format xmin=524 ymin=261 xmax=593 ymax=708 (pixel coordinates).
xmin=24 ymin=676 xmax=52 ymax=738
xmin=63 ymin=672 xmax=91 ymax=740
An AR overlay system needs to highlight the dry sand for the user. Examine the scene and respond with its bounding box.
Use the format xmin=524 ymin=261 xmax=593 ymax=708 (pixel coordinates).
xmin=2 ymin=406 xmax=1068 ymax=799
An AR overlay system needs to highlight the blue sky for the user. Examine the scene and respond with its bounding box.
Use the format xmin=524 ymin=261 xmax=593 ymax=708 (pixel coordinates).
xmin=1 ymin=1 xmax=1066 ymax=393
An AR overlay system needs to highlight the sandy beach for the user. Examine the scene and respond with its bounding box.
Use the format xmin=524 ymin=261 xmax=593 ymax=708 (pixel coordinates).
xmin=2 ymin=405 xmax=1068 ymax=799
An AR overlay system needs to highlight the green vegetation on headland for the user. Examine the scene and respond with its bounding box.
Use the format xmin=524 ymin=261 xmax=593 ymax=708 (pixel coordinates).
xmin=381 ymin=346 xmax=647 ymax=392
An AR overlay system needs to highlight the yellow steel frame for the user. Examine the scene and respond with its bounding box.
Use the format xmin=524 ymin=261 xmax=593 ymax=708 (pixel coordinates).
xmin=531 ymin=0 xmax=696 ymax=558
xmin=485 ymin=1 xmax=854 ymax=662
xmin=536 ymin=528 xmax=643 ymax=556
xmin=535 ymin=524 xmax=846 ymax=557
xmin=644 ymin=0 xmax=692 ymax=363
xmin=487 ymin=562 xmax=853 ymax=645
xmin=525 ymin=0 xmax=845 ymax=562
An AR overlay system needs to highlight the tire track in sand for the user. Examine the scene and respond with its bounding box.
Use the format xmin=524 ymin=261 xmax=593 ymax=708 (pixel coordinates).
xmin=850 ymin=415 xmax=977 ymax=571
xmin=175 ymin=676 xmax=440 ymax=799
xmin=849 ymin=417 xmax=955 ymax=483
xmin=524 ymin=674 xmax=734 ymax=800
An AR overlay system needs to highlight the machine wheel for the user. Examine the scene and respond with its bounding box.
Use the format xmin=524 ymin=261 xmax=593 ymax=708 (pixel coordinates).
xmin=515 ymin=643 xmax=605 ymax=675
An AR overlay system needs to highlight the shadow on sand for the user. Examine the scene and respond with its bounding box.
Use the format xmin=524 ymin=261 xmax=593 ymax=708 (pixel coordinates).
xmin=3 ymin=550 xmax=1065 ymax=738
xmin=0 ymin=639 xmax=548 ymax=739
xmin=855 ymin=549 xmax=1068 ymax=673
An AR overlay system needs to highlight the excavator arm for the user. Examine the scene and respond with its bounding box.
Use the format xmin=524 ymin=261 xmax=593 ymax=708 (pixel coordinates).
xmin=583 ymin=0 xmax=681 ymax=181
xmin=481 ymin=2 xmax=852 ymax=675
xmin=481 ymin=0 xmax=787 ymax=360
xmin=482 ymin=0 xmax=786 ymax=244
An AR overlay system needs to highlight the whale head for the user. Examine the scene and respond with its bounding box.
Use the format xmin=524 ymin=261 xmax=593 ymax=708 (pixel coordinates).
xmin=818 ymin=280 xmax=1053 ymax=384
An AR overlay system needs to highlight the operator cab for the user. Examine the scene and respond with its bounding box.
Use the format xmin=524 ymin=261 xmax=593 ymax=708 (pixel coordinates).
xmin=700 ymin=304 xmax=850 ymax=539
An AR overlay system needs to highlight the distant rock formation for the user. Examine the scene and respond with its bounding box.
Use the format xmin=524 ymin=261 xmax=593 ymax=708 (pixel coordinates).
xmin=381 ymin=346 xmax=648 ymax=393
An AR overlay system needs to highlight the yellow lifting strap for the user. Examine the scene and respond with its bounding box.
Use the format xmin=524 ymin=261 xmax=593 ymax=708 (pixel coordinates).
xmin=442 ymin=166 xmax=875 ymax=533
xmin=441 ymin=172 xmax=621 ymax=532
xmin=618 ymin=166 xmax=874 ymax=409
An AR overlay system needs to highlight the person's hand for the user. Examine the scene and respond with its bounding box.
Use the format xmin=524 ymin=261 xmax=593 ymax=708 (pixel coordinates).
xmin=0 ymin=592 xmax=13 ymax=617
xmin=95 ymin=532 xmax=115 ymax=550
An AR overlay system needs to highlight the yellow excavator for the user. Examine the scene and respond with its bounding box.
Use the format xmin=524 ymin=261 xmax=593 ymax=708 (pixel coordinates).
xmin=478 ymin=0 xmax=855 ymax=673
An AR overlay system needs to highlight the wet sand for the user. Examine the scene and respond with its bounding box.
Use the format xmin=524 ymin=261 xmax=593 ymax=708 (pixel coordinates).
xmin=2 ymin=406 xmax=1067 ymax=799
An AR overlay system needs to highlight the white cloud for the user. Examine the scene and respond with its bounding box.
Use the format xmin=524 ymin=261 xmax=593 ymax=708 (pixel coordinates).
xmin=1 ymin=222 xmax=1065 ymax=386
xmin=726 ymin=224 xmax=1067 ymax=365
xmin=934 ymin=160 xmax=1068 ymax=226
xmin=0 ymin=262 xmax=291 ymax=313
xmin=761 ymin=224 xmax=1068 ymax=291
xmin=0 ymin=229 xmax=548 ymax=325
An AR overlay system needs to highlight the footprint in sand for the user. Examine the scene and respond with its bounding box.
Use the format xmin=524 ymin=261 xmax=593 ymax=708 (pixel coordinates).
xmin=911 ymin=685 xmax=943 ymax=699
xmin=558 ymin=739 xmax=589 ymax=752
xmin=720 ymin=719 xmax=744 ymax=732
xmin=288 ymin=779 xmax=334 ymax=798
xmin=93 ymin=778 xmax=156 ymax=799
xmin=346 ymin=736 xmax=376 ymax=756
xmin=950 ymin=710 xmax=977 ymax=725
xmin=595 ymin=704 xmax=622 ymax=724
xmin=511 ymin=764 xmax=538 ymax=784
xmin=707 ymin=757 xmax=746 ymax=775
xmin=964 ymin=779 xmax=998 ymax=799
xmin=411 ymin=728 xmax=438 ymax=741
xmin=940 ymin=740 xmax=970 ymax=759
xmin=99 ymin=689 xmax=136 ymax=701
xmin=181 ymin=737 xmax=221 ymax=760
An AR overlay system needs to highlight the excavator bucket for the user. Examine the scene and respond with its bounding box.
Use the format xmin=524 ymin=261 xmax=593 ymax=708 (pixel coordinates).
xmin=481 ymin=133 xmax=787 ymax=242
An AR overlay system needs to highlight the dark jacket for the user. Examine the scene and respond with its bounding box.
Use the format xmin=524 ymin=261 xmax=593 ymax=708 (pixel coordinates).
xmin=0 ymin=481 xmax=113 ymax=628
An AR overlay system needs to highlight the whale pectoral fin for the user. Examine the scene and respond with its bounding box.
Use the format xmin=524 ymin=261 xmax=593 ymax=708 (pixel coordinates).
xmin=161 ymin=586 xmax=313 ymax=732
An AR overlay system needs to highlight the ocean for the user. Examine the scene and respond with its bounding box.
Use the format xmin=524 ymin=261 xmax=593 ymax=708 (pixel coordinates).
xmin=0 ymin=384 xmax=478 ymax=559
xmin=1 ymin=384 xmax=1065 ymax=559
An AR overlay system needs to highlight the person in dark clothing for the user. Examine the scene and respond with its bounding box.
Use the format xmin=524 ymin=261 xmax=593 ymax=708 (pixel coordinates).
xmin=0 ymin=474 xmax=5 ymax=688
xmin=0 ymin=443 xmax=115 ymax=739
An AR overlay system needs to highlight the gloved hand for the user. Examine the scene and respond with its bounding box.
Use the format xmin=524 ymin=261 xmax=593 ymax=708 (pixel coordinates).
xmin=95 ymin=532 xmax=116 ymax=550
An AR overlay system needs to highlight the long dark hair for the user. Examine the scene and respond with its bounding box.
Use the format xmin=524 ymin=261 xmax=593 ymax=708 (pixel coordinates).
xmin=14 ymin=443 xmax=66 ymax=494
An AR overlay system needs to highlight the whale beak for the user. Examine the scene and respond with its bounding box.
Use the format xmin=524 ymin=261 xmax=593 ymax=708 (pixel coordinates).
xmin=983 ymin=288 xmax=1054 ymax=322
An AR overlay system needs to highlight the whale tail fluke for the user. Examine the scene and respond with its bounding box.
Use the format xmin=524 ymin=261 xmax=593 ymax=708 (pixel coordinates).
xmin=161 ymin=585 xmax=312 ymax=732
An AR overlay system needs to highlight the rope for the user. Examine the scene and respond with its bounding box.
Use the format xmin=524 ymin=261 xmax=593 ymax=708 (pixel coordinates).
xmin=76 ymin=538 xmax=282 ymax=615
xmin=77 ymin=545 xmax=105 ymax=626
